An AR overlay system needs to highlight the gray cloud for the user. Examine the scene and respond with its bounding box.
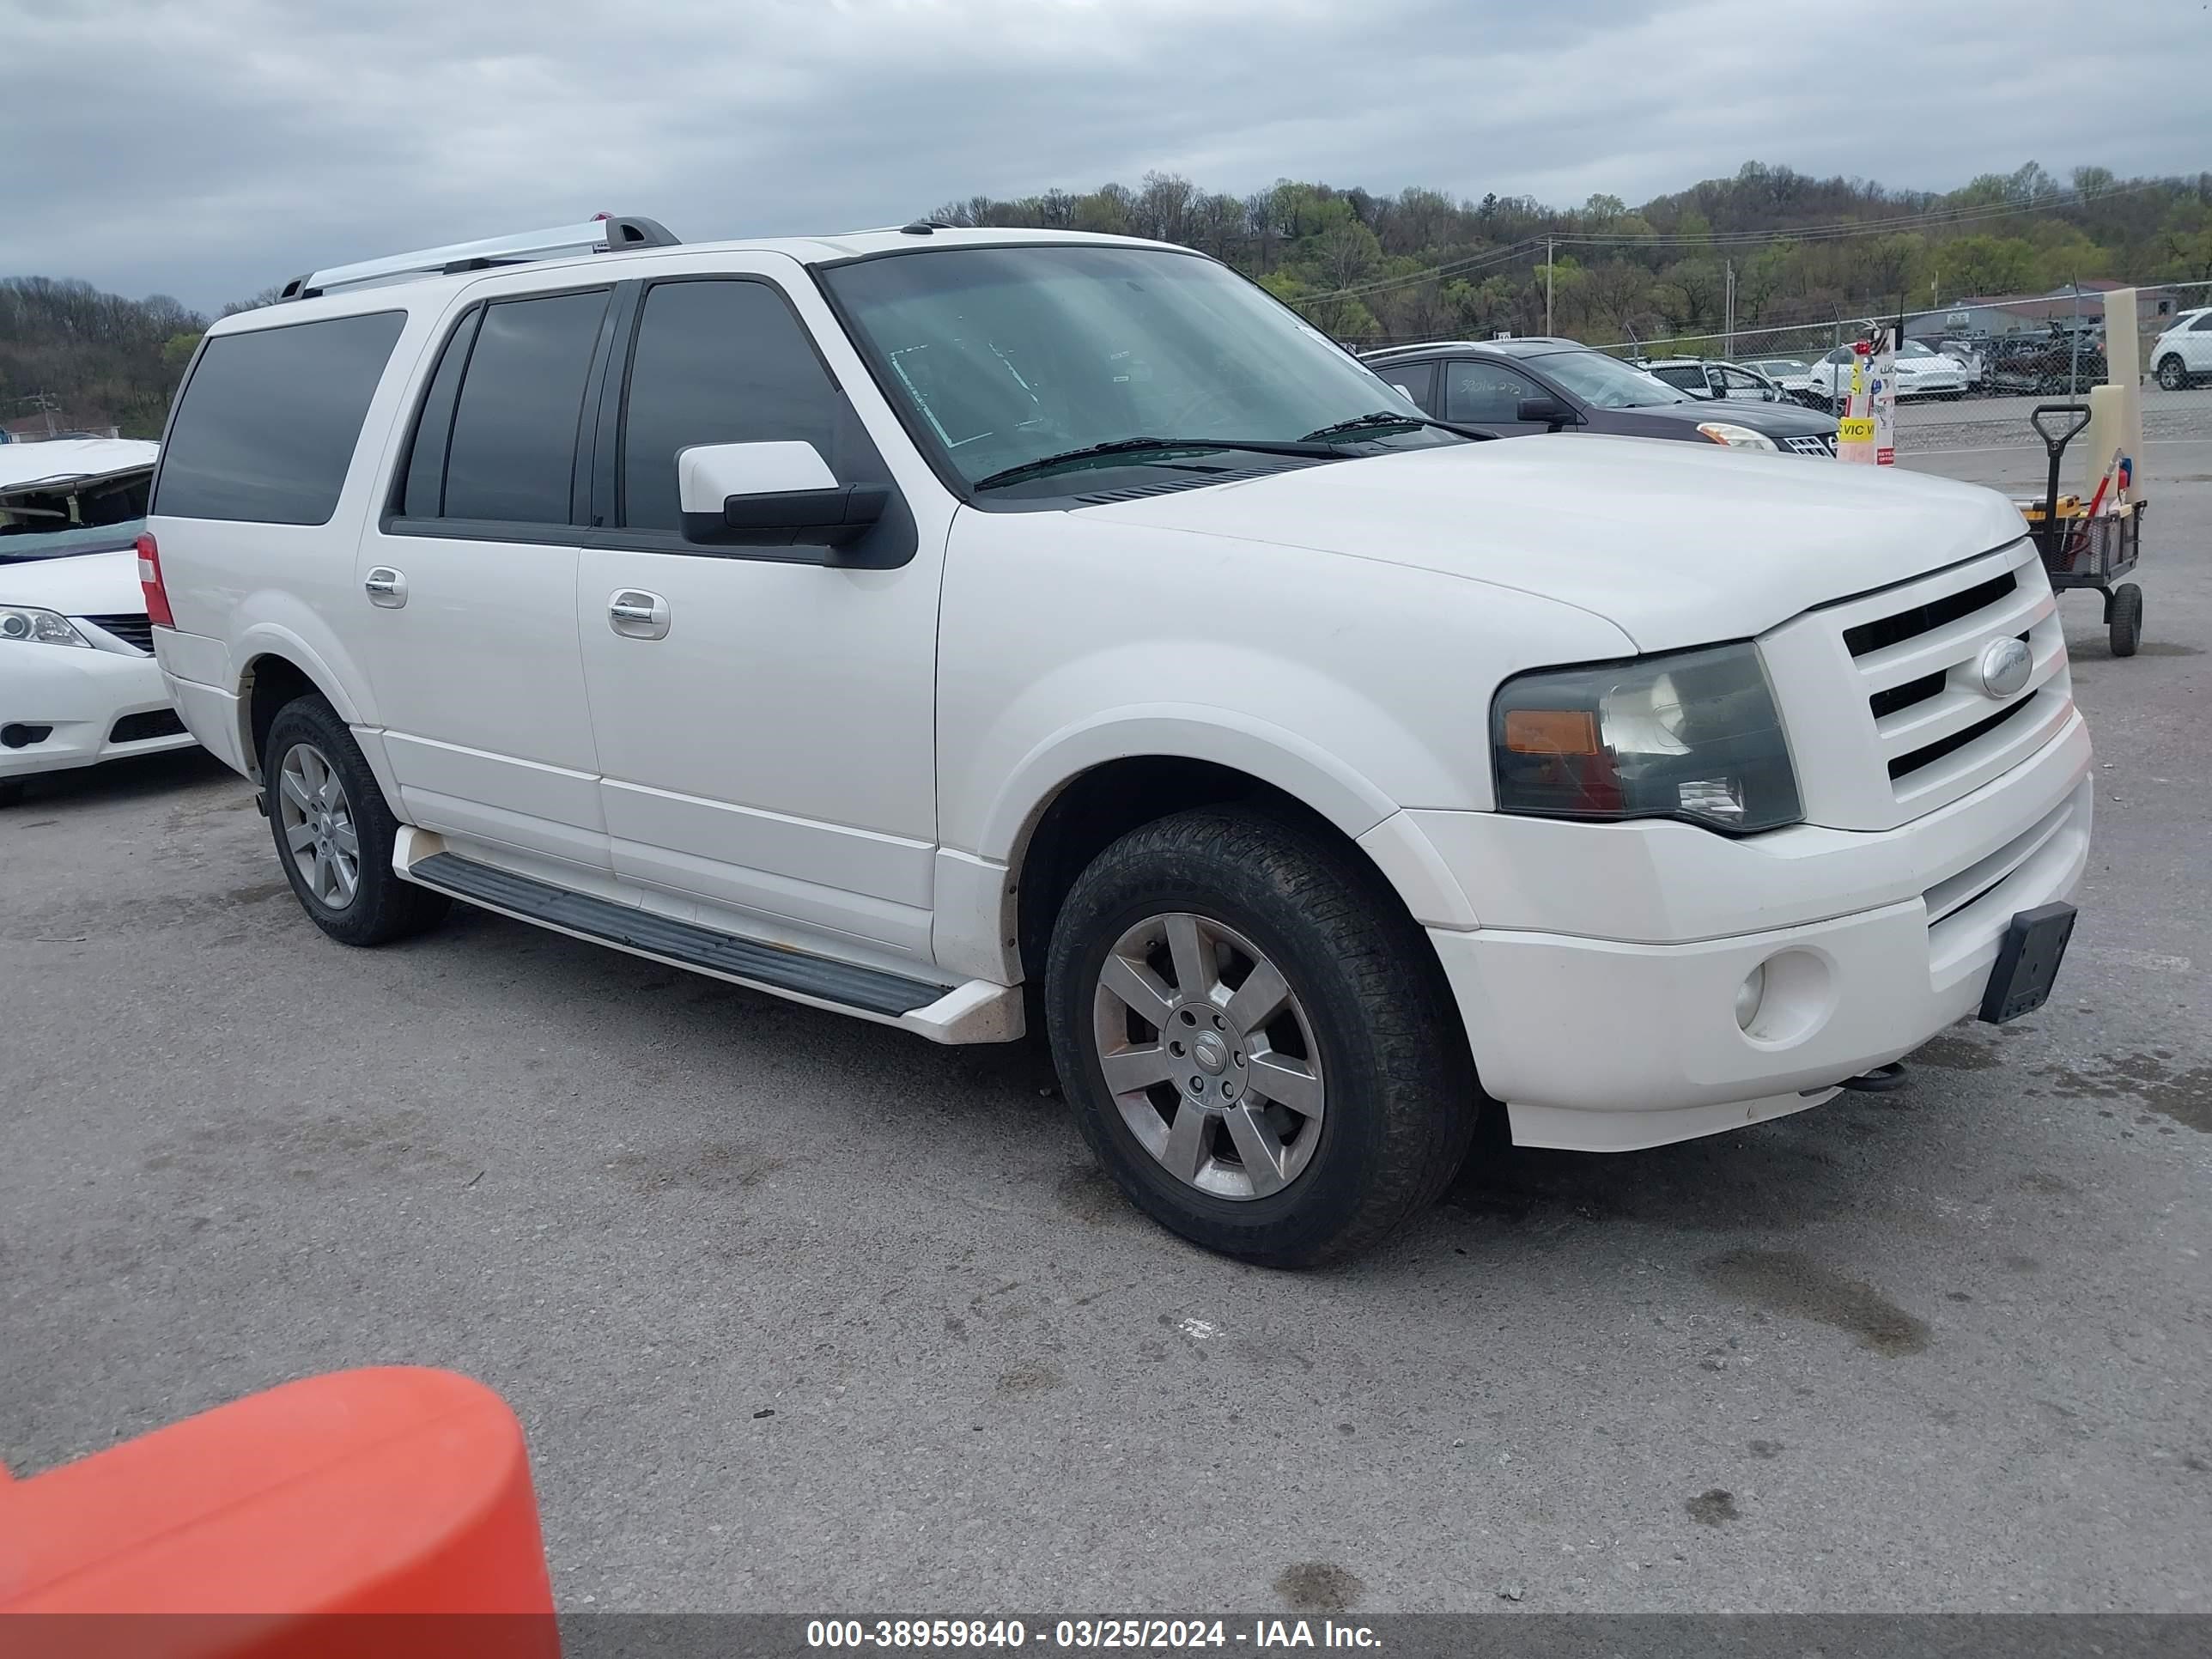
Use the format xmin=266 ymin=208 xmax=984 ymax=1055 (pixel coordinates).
xmin=3 ymin=0 xmax=2205 ymax=313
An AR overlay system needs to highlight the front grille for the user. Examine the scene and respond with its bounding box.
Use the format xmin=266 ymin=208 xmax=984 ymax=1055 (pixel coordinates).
xmin=1887 ymin=691 xmax=2039 ymax=781
xmin=1763 ymin=542 xmax=2074 ymax=830
xmin=82 ymin=612 xmax=154 ymax=653
xmin=1843 ymin=571 xmax=2016 ymax=657
xmin=1783 ymin=434 xmax=1837 ymax=457
xmin=1868 ymin=669 xmax=1947 ymax=720
xmin=109 ymin=708 xmax=185 ymax=744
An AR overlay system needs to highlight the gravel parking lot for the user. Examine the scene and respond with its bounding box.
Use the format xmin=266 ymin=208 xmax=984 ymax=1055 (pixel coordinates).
xmin=3 ymin=457 xmax=2207 ymax=1615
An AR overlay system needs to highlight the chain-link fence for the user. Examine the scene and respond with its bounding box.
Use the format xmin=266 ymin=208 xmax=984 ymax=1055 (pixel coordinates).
xmin=1576 ymin=281 xmax=2212 ymax=456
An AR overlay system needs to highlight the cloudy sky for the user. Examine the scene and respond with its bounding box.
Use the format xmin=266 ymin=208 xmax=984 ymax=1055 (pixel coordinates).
xmin=4 ymin=0 xmax=2206 ymax=314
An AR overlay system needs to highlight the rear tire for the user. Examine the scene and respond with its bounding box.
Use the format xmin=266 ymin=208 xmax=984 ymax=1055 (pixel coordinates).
xmin=264 ymin=694 xmax=450 ymax=947
xmin=2109 ymin=582 xmax=2143 ymax=658
xmin=1044 ymin=806 xmax=1480 ymax=1267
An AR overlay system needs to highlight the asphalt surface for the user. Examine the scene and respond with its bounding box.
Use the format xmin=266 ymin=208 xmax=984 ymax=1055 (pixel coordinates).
xmin=1896 ymin=386 xmax=2212 ymax=453
xmin=3 ymin=453 xmax=2208 ymax=1615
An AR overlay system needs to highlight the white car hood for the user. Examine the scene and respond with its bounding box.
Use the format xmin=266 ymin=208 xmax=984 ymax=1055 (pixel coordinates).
xmin=0 ymin=547 xmax=145 ymax=617
xmin=1078 ymin=437 xmax=2027 ymax=652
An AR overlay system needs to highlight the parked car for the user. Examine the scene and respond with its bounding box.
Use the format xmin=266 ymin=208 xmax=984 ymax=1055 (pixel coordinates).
xmin=1 ymin=439 xmax=196 ymax=805
xmin=2148 ymin=307 xmax=2212 ymax=390
xmin=1986 ymin=332 xmax=2108 ymax=395
xmin=1803 ymin=341 xmax=1970 ymax=402
xmin=1747 ymin=357 xmax=1817 ymax=397
xmin=1364 ymin=338 xmax=1840 ymax=453
xmin=148 ymin=218 xmax=2088 ymax=1266
xmin=1638 ymin=358 xmax=1792 ymax=404
xmin=1923 ymin=337 xmax=1988 ymax=391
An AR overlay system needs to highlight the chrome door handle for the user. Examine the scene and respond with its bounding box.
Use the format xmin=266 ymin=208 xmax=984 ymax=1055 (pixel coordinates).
xmin=608 ymin=589 xmax=671 ymax=640
xmin=363 ymin=567 xmax=407 ymax=608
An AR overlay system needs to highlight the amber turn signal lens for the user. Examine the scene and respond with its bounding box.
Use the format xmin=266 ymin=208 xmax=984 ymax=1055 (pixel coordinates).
xmin=1503 ymin=708 xmax=1601 ymax=756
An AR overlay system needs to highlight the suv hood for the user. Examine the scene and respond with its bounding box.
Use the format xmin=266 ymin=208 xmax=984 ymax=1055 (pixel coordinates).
xmin=1080 ymin=437 xmax=2027 ymax=653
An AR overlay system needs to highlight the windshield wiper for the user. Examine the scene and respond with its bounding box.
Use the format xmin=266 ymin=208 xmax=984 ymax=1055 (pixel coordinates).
xmin=1300 ymin=410 xmax=1499 ymax=443
xmin=971 ymin=435 xmax=1347 ymax=492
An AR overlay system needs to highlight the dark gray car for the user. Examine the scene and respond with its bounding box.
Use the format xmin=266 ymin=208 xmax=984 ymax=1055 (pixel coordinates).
xmin=1362 ymin=338 xmax=1841 ymax=456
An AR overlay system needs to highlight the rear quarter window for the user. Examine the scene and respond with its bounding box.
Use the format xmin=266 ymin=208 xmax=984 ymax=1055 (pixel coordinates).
xmin=155 ymin=310 xmax=406 ymax=525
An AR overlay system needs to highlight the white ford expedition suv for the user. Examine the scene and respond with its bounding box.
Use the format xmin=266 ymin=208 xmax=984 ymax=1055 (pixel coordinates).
xmin=145 ymin=217 xmax=2090 ymax=1265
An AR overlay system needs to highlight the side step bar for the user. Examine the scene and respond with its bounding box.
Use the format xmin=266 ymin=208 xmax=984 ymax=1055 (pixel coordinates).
xmin=395 ymin=833 xmax=1020 ymax=1042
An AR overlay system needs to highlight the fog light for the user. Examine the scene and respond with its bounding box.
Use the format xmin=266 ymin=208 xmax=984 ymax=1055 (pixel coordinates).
xmin=1734 ymin=963 xmax=1767 ymax=1031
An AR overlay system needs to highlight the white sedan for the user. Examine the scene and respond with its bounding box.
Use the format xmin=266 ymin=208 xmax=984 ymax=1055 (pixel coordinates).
xmin=1 ymin=441 xmax=197 ymax=805
xmin=1804 ymin=342 xmax=1971 ymax=401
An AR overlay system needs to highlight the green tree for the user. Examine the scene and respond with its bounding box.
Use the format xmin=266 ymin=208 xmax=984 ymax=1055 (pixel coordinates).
xmin=1937 ymin=234 xmax=2038 ymax=298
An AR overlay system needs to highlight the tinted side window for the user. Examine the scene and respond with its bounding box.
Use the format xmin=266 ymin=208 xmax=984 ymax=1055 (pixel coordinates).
xmin=1444 ymin=361 xmax=1542 ymax=424
xmin=396 ymin=309 xmax=481 ymax=519
xmin=441 ymin=289 xmax=610 ymax=526
xmin=618 ymin=279 xmax=850 ymax=533
xmin=155 ymin=311 xmax=405 ymax=525
xmin=2192 ymin=313 xmax=2212 ymax=332
xmin=1373 ymin=360 xmax=1435 ymax=413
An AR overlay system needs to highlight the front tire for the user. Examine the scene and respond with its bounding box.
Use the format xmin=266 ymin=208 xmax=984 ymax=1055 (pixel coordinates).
xmin=264 ymin=694 xmax=450 ymax=947
xmin=1044 ymin=807 xmax=1480 ymax=1267
xmin=2156 ymin=355 xmax=2189 ymax=392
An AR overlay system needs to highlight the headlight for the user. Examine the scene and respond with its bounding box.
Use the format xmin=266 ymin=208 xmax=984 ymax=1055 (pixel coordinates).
xmin=1492 ymin=642 xmax=1802 ymax=833
xmin=1696 ymin=422 xmax=1779 ymax=451
xmin=0 ymin=605 xmax=91 ymax=647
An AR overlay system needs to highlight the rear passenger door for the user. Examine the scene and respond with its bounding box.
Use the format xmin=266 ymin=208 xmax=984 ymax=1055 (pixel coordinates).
xmin=572 ymin=267 xmax=948 ymax=963
xmin=354 ymin=283 xmax=616 ymax=872
xmin=1370 ymin=359 xmax=1437 ymax=416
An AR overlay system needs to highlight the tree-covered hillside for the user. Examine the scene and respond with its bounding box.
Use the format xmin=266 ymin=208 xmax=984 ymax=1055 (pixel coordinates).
xmin=930 ymin=161 xmax=2212 ymax=348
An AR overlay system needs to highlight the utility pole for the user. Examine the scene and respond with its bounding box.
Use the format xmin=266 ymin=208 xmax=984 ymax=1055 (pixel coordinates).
xmin=1724 ymin=259 xmax=1735 ymax=359
xmin=1545 ymin=236 xmax=1554 ymax=337
xmin=14 ymin=391 xmax=61 ymax=438
xmin=2068 ymin=281 xmax=2082 ymax=395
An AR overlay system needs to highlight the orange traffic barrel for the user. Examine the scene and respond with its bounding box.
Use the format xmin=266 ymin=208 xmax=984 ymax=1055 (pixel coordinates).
xmin=0 ymin=1366 xmax=557 ymax=1658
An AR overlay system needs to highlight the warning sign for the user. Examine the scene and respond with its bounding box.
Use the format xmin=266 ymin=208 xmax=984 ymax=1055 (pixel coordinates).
xmin=1838 ymin=416 xmax=1877 ymax=443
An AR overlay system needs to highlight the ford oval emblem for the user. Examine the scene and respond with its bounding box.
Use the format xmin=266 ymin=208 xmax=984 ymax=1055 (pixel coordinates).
xmin=1977 ymin=637 xmax=2033 ymax=699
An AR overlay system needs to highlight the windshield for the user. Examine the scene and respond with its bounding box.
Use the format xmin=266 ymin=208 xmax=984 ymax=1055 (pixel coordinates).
xmin=0 ymin=515 xmax=146 ymax=563
xmin=1521 ymin=349 xmax=1692 ymax=409
xmin=0 ymin=465 xmax=152 ymax=562
xmin=822 ymin=244 xmax=1455 ymax=495
xmin=1902 ymin=341 xmax=1939 ymax=357
xmin=1756 ymin=360 xmax=1804 ymax=374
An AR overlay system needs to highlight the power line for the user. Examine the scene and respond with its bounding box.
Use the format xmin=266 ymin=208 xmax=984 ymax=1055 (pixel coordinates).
xmin=1286 ymin=238 xmax=1545 ymax=308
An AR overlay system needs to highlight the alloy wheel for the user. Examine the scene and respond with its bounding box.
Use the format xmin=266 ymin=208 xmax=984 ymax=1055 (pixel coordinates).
xmin=1091 ymin=911 xmax=1325 ymax=1200
xmin=276 ymin=741 xmax=360 ymax=910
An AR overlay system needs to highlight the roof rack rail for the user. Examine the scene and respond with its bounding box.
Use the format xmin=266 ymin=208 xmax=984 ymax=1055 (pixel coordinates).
xmin=277 ymin=215 xmax=679 ymax=302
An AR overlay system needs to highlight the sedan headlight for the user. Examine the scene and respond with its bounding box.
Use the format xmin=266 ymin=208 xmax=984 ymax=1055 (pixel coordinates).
xmin=1492 ymin=643 xmax=1802 ymax=833
xmin=1696 ymin=422 xmax=1779 ymax=450
xmin=0 ymin=605 xmax=91 ymax=647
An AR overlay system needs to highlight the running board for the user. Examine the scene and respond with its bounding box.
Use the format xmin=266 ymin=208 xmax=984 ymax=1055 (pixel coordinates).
xmin=393 ymin=831 xmax=1020 ymax=1042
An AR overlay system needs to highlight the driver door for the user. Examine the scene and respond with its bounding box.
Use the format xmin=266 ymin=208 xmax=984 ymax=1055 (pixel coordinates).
xmin=572 ymin=264 xmax=951 ymax=963
xmin=1442 ymin=359 xmax=1550 ymax=434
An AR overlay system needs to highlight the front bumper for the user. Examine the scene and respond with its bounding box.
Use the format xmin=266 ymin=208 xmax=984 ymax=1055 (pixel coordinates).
xmin=1406 ymin=714 xmax=2092 ymax=1152
xmin=0 ymin=641 xmax=195 ymax=781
